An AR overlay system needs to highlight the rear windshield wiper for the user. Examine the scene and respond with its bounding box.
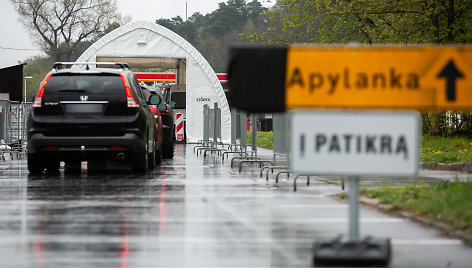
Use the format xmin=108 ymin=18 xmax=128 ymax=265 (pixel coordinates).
xmin=58 ymin=89 xmax=87 ymax=93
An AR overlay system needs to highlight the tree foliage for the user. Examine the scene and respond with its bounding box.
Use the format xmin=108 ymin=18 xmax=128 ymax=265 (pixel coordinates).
xmin=245 ymin=0 xmax=472 ymax=137
xmin=155 ymin=0 xmax=268 ymax=71
xmin=23 ymin=56 xmax=54 ymax=100
xmin=10 ymin=0 xmax=122 ymax=61
xmin=246 ymin=0 xmax=472 ymax=44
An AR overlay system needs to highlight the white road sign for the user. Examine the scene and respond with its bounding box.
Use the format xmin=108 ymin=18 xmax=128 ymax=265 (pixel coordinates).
xmin=290 ymin=110 xmax=419 ymax=177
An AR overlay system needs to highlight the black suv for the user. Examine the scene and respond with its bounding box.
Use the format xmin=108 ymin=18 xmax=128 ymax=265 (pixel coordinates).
xmin=27 ymin=62 xmax=160 ymax=174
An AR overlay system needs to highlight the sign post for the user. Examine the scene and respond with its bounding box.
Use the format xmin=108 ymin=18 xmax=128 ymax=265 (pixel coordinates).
xmin=348 ymin=177 xmax=360 ymax=242
xmin=228 ymin=45 xmax=471 ymax=267
xmin=291 ymin=109 xmax=418 ymax=266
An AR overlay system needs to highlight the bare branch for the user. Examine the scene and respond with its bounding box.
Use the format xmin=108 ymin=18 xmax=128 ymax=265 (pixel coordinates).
xmin=10 ymin=0 xmax=120 ymax=60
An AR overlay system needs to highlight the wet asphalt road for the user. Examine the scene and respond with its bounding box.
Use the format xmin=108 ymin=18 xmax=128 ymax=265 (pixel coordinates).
xmin=0 ymin=144 xmax=472 ymax=268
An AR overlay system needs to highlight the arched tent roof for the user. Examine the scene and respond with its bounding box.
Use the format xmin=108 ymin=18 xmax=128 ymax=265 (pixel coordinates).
xmin=76 ymin=20 xmax=230 ymax=143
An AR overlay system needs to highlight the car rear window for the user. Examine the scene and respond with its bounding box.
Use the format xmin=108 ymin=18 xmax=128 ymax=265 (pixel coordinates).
xmin=149 ymin=90 xmax=164 ymax=104
xmin=171 ymin=92 xmax=186 ymax=109
xmin=44 ymin=74 xmax=125 ymax=95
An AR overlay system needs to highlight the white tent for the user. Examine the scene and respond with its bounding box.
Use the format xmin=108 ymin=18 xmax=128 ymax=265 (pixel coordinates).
xmin=76 ymin=20 xmax=231 ymax=143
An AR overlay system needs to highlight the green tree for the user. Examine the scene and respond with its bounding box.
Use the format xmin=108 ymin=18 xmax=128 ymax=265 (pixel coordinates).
xmin=155 ymin=0 xmax=268 ymax=72
xmin=156 ymin=16 xmax=198 ymax=44
xmin=205 ymin=1 xmax=247 ymax=36
xmin=245 ymin=0 xmax=472 ymax=137
xmin=245 ymin=0 xmax=472 ymax=44
xmin=23 ymin=56 xmax=54 ymax=101
xmin=247 ymin=0 xmax=266 ymax=22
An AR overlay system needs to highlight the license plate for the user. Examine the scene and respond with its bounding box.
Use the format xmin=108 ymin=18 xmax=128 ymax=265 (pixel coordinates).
xmin=66 ymin=104 xmax=103 ymax=114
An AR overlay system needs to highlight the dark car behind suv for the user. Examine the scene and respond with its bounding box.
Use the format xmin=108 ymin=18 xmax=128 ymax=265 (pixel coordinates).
xmin=27 ymin=62 xmax=161 ymax=174
xmin=149 ymin=85 xmax=175 ymax=159
xmin=140 ymin=82 xmax=163 ymax=163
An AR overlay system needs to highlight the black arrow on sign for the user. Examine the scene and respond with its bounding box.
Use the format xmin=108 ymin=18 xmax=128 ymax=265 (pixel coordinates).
xmin=437 ymin=60 xmax=464 ymax=102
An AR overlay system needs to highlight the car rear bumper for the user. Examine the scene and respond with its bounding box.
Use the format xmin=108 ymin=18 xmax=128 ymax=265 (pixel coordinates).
xmin=28 ymin=133 xmax=147 ymax=160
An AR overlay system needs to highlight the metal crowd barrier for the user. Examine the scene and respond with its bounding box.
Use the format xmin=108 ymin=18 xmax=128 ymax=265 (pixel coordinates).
xmin=196 ymin=102 xmax=225 ymax=157
xmin=222 ymin=108 xmax=248 ymax=160
xmin=261 ymin=112 xmax=290 ymax=180
xmin=216 ymin=109 xmax=345 ymax=190
xmin=203 ymin=104 xmax=209 ymax=143
xmin=194 ymin=104 xmax=211 ymax=153
xmin=267 ymin=112 xmax=345 ymax=191
xmin=230 ymin=112 xmax=259 ymax=167
xmin=230 ymin=108 xmax=237 ymax=150
xmin=238 ymin=110 xmax=247 ymax=151
xmin=0 ymin=100 xmax=32 ymax=160
xmin=266 ymin=112 xmax=312 ymax=188
xmin=237 ymin=113 xmax=273 ymax=172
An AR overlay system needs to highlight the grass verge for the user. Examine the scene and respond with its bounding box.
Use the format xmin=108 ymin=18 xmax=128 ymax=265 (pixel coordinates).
xmin=360 ymin=181 xmax=472 ymax=241
xmin=246 ymin=131 xmax=472 ymax=240
xmin=421 ymin=136 xmax=472 ymax=163
xmin=246 ymin=131 xmax=472 ymax=241
xmin=246 ymin=131 xmax=273 ymax=149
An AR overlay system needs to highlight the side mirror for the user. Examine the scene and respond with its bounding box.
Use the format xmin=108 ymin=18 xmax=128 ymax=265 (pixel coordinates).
xmin=149 ymin=94 xmax=160 ymax=105
xmin=157 ymin=103 xmax=167 ymax=112
xmin=169 ymin=101 xmax=176 ymax=109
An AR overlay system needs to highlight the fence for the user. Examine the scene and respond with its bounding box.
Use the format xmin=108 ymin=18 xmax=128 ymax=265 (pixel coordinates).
xmin=195 ymin=107 xmax=343 ymax=191
xmin=0 ymin=100 xmax=31 ymax=145
xmin=196 ymin=106 xmax=291 ymax=169
xmin=254 ymin=112 xmax=290 ymax=179
xmin=222 ymin=108 xmax=248 ymax=160
xmin=208 ymin=102 xmax=222 ymax=145
xmin=273 ymin=112 xmax=289 ymax=156
xmin=229 ymin=108 xmax=247 ymax=152
xmin=196 ymin=104 xmax=254 ymax=159
xmin=195 ymin=103 xmax=224 ymax=156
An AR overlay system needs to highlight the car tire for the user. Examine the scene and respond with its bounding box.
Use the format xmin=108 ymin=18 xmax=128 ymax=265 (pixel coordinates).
xmin=132 ymin=152 xmax=148 ymax=173
xmin=28 ymin=153 xmax=44 ymax=175
xmin=148 ymin=150 xmax=155 ymax=170
xmin=155 ymin=149 xmax=162 ymax=165
xmin=162 ymin=143 xmax=174 ymax=159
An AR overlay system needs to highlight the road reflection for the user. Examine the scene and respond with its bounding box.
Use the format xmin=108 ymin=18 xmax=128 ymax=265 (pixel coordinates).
xmin=19 ymin=147 xmax=186 ymax=267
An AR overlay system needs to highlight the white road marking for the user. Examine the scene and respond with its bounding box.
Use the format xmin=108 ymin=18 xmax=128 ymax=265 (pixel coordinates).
xmin=392 ymin=239 xmax=463 ymax=245
xmin=278 ymin=204 xmax=348 ymax=208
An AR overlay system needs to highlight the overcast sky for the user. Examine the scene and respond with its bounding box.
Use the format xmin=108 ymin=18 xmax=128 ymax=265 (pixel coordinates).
xmin=0 ymin=0 xmax=273 ymax=69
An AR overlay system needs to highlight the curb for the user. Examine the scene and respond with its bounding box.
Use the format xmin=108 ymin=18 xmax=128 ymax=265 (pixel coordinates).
xmin=333 ymin=195 xmax=472 ymax=246
xmin=420 ymin=162 xmax=472 ymax=173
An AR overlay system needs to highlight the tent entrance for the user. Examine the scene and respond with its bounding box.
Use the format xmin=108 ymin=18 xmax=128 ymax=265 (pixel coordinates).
xmin=96 ymin=57 xmax=187 ymax=84
xmin=77 ymin=21 xmax=230 ymax=143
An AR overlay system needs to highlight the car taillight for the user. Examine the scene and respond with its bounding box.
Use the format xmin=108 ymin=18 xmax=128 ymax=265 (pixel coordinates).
xmin=110 ymin=146 xmax=126 ymax=150
xmin=33 ymin=73 xmax=52 ymax=108
xmin=160 ymin=109 xmax=170 ymax=114
xmin=120 ymin=74 xmax=139 ymax=108
xmin=42 ymin=146 xmax=57 ymax=151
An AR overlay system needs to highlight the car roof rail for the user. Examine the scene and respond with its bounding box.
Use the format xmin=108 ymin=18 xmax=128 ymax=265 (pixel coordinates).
xmin=53 ymin=62 xmax=130 ymax=71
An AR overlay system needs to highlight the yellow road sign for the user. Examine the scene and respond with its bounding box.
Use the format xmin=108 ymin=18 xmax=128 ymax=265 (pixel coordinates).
xmin=285 ymin=46 xmax=472 ymax=110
